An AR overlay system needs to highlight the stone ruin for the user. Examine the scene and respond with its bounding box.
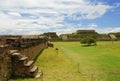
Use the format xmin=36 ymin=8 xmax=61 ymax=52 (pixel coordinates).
xmin=0 ymin=35 xmax=48 ymax=81
xmin=43 ymin=32 xmax=61 ymax=41
xmin=76 ymin=30 xmax=97 ymax=34
xmin=60 ymin=30 xmax=120 ymax=41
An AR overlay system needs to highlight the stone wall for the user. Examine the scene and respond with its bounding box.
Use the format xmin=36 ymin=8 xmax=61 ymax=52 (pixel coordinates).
xmin=76 ymin=30 xmax=97 ymax=34
xmin=60 ymin=34 xmax=69 ymax=41
xmin=4 ymin=35 xmax=48 ymax=60
xmin=44 ymin=32 xmax=61 ymax=41
xmin=20 ymin=41 xmax=48 ymax=60
xmin=109 ymin=32 xmax=120 ymax=40
xmin=0 ymin=35 xmax=48 ymax=81
xmin=60 ymin=30 xmax=113 ymax=41
xmin=0 ymin=45 xmax=12 ymax=81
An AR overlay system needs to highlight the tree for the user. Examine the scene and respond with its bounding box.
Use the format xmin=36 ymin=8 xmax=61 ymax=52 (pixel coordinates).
xmin=80 ymin=37 xmax=96 ymax=46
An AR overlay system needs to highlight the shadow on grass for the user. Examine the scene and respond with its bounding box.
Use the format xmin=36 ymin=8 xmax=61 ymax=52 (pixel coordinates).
xmin=81 ymin=44 xmax=97 ymax=47
xmin=10 ymin=76 xmax=32 ymax=80
xmin=33 ymin=48 xmax=47 ymax=62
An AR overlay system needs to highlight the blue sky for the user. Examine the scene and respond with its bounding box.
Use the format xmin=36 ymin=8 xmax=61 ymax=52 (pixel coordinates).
xmin=0 ymin=0 xmax=120 ymax=35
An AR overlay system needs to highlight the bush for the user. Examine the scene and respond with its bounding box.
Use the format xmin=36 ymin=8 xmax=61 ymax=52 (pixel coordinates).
xmin=80 ymin=37 xmax=96 ymax=46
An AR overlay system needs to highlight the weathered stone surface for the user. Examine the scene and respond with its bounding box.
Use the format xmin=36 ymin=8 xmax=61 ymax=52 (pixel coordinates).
xmin=0 ymin=35 xmax=48 ymax=81
xmin=0 ymin=45 xmax=12 ymax=81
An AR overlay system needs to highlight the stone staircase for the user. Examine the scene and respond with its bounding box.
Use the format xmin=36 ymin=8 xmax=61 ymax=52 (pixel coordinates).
xmin=10 ymin=51 xmax=40 ymax=78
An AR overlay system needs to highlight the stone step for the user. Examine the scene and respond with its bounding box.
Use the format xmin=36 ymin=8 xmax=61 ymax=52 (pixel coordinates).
xmin=29 ymin=66 xmax=38 ymax=77
xmin=10 ymin=50 xmax=18 ymax=54
xmin=19 ymin=57 xmax=28 ymax=61
xmin=11 ymin=53 xmax=21 ymax=61
xmin=35 ymin=70 xmax=43 ymax=78
xmin=19 ymin=56 xmax=28 ymax=65
xmin=12 ymin=52 xmax=20 ymax=55
xmin=30 ymin=66 xmax=38 ymax=73
xmin=24 ymin=60 xmax=34 ymax=67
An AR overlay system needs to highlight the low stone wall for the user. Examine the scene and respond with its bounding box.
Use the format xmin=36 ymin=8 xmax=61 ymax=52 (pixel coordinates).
xmin=20 ymin=42 xmax=48 ymax=60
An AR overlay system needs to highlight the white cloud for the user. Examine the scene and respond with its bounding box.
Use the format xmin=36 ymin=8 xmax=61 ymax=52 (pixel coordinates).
xmin=109 ymin=27 xmax=120 ymax=33
xmin=88 ymin=23 xmax=97 ymax=28
xmin=0 ymin=0 xmax=114 ymax=35
xmin=7 ymin=12 xmax=21 ymax=17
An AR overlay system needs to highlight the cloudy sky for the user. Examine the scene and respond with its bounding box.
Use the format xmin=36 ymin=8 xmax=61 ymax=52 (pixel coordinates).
xmin=0 ymin=0 xmax=120 ymax=35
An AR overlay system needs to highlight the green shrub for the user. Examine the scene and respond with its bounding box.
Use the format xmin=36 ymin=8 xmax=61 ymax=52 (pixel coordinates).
xmin=80 ymin=37 xmax=96 ymax=46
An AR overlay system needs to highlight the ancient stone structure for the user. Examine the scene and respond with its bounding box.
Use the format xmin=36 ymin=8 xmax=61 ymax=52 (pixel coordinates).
xmin=44 ymin=32 xmax=60 ymax=41
xmin=96 ymin=34 xmax=111 ymax=41
xmin=5 ymin=35 xmax=48 ymax=60
xmin=0 ymin=35 xmax=48 ymax=81
xmin=76 ymin=30 xmax=97 ymax=34
xmin=60 ymin=30 xmax=114 ymax=41
xmin=0 ymin=45 xmax=12 ymax=81
xmin=59 ymin=34 xmax=69 ymax=41
xmin=60 ymin=34 xmax=80 ymax=41
xmin=109 ymin=32 xmax=120 ymax=40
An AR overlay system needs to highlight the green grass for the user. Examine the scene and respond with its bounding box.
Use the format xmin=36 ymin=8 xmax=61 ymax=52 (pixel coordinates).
xmin=10 ymin=41 xmax=120 ymax=81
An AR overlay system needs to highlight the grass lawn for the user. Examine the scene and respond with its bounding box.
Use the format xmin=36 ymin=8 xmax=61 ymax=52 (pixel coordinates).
xmin=10 ymin=41 xmax=120 ymax=81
